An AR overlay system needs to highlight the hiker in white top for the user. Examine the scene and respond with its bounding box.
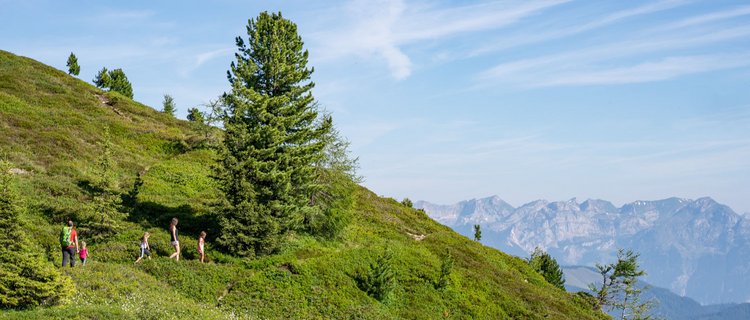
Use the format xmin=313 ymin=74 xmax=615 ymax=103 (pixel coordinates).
xmin=198 ymin=231 xmax=206 ymax=263
xmin=135 ymin=232 xmax=151 ymax=264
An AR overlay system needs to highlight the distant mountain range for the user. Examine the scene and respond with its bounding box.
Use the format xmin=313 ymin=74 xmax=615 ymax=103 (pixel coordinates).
xmin=416 ymin=196 xmax=750 ymax=304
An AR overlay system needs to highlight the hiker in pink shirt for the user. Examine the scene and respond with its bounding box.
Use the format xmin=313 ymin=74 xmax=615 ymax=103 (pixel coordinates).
xmin=79 ymin=241 xmax=89 ymax=266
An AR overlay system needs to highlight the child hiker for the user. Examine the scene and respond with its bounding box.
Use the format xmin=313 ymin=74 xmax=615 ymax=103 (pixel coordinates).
xmin=198 ymin=231 xmax=206 ymax=263
xmin=79 ymin=241 xmax=89 ymax=266
xmin=168 ymin=218 xmax=180 ymax=261
xmin=135 ymin=232 xmax=151 ymax=264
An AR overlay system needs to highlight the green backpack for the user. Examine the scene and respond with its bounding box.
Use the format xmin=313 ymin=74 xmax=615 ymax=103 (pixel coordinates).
xmin=60 ymin=226 xmax=73 ymax=247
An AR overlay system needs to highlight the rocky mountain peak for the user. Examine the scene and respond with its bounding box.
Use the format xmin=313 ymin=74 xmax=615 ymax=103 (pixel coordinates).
xmin=416 ymin=196 xmax=750 ymax=305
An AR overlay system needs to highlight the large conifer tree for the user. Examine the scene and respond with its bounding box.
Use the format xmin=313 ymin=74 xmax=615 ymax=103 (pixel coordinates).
xmin=216 ymin=12 xmax=332 ymax=256
xmin=0 ymin=161 xmax=73 ymax=309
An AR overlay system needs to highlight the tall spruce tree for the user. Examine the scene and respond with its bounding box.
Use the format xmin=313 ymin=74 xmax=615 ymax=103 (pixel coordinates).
xmin=215 ymin=12 xmax=332 ymax=257
xmin=66 ymin=52 xmax=80 ymax=76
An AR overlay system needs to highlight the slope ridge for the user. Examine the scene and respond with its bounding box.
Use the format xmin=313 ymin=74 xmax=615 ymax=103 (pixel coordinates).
xmin=0 ymin=50 xmax=606 ymax=319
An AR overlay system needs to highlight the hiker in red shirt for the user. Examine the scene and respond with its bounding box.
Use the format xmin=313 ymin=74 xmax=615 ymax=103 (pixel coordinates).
xmin=60 ymin=219 xmax=79 ymax=267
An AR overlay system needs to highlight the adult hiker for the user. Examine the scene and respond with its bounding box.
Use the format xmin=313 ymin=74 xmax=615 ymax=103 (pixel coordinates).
xmin=60 ymin=219 xmax=79 ymax=267
xmin=168 ymin=217 xmax=180 ymax=261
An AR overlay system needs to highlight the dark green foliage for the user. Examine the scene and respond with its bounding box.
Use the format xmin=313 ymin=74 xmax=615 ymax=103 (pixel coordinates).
xmin=528 ymin=247 xmax=566 ymax=290
xmin=93 ymin=67 xmax=110 ymax=88
xmin=108 ymin=69 xmax=133 ymax=99
xmin=401 ymin=198 xmax=413 ymax=208
xmin=355 ymin=247 xmax=396 ymax=302
xmin=93 ymin=67 xmax=133 ymax=98
xmin=435 ymin=249 xmax=454 ymax=290
xmin=589 ymin=249 xmax=655 ymax=319
xmin=215 ymin=12 xmax=332 ymax=256
xmin=162 ymin=94 xmax=176 ymax=117
xmin=65 ymin=52 xmax=79 ymax=76
xmin=186 ymin=107 xmax=204 ymax=124
xmin=81 ymin=127 xmax=126 ymax=242
xmin=0 ymin=160 xmax=73 ymax=309
xmin=474 ymin=224 xmax=482 ymax=242
xmin=122 ymin=171 xmax=144 ymax=215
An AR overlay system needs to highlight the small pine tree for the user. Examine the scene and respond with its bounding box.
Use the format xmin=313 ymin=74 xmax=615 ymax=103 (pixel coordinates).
xmin=66 ymin=52 xmax=80 ymax=76
xmin=122 ymin=171 xmax=144 ymax=215
xmin=93 ymin=67 xmax=110 ymax=88
xmin=107 ymin=68 xmax=133 ymax=99
xmin=194 ymin=98 xmax=225 ymax=144
xmin=93 ymin=67 xmax=133 ymax=98
xmin=435 ymin=249 xmax=454 ymax=290
xmin=0 ymin=160 xmax=74 ymax=309
xmin=186 ymin=107 xmax=205 ymax=124
xmin=589 ymin=249 xmax=655 ymax=319
xmin=355 ymin=247 xmax=396 ymax=302
xmin=474 ymin=224 xmax=482 ymax=242
xmin=528 ymin=247 xmax=566 ymax=290
xmin=85 ymin=127 xmax=124 ymax=241
xmin=401 ymin=198 xmax=413 ymax=208
xmin=162 ymin=94 xmax=176 ymax=116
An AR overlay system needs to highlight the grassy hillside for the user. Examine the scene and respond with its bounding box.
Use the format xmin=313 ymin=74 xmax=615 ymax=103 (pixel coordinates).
xmin=0 ymin=50 xmax=608 ymax=319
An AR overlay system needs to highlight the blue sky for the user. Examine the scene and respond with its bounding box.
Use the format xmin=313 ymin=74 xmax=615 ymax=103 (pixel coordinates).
xmin=2 ymin=0 xmax=750 ymax=212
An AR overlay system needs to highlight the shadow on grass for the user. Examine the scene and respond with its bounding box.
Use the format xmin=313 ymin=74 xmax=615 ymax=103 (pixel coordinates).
xmin=128 ymin=201 xmax=219 ymax=242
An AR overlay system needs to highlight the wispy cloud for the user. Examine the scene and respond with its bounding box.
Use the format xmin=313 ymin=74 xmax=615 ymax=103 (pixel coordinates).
xmin=342 ymin=120 xmax=404 ymax=148
xmin=86 ymin=9 xmax=157 ymax=25
xmin=478 ymin=21 xmax=750 ymax=87
xmin=177 ymin=47 xmax=234 ymax=76
xmin=310 ymin=0 xmax=567 ymax=79
xmin=537 ymin=53 xmax=750 ymax=87
xmin=660 ymin=5 xmax=750 ymax=30
xmin=472 ymin=0 xmax=690 ymax=56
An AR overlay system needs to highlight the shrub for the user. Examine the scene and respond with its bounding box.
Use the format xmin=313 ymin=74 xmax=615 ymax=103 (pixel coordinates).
xmin=528 ymin=247 xmax=565 ymax=290
xmin=354 ymin=247 xmax=396 ymax=302
xmin=435 ymin=249 xmax=454 ymax=290
xmin=401 ymin=198 xmax=413 ymax=208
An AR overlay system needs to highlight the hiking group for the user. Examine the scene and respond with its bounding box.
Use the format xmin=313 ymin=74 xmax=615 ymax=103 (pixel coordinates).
xmin=60 ymin=217 xmax=208 ymax=267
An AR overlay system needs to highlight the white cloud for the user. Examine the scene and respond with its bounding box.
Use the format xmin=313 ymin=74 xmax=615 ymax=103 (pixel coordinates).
xmin=195 ymin=48 xmax=233 ymax=68
xmin=86 ymin=9 xmax=157 ymax=25
xmin=310 ymin=0 xmax=567 ymax=79
xmin=660 ymin=5 xmax=750 ymax=30
xmin=342 ymin=120 xmax=403 ymax=148
xmin=538 ymin=53 xmax=750 ymax=86
xmin=471 ymin=0 xmax=690 ymax=56
xmin=176 ymin=47 xmax=234 ymax=77
xmin=478 ymin=23 xmax=750 ymax=87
